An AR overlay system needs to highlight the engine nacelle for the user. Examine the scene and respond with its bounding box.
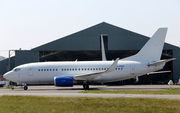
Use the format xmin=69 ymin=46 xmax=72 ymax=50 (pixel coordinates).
xmin=130 ymin=76 xmax=139 ymax=83
xmin=54 ymin=76 xmax=73 ymax=87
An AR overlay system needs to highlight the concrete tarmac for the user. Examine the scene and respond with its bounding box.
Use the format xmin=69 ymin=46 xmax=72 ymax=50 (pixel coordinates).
xmin=0 ymin=85 xmax=180 ymax=99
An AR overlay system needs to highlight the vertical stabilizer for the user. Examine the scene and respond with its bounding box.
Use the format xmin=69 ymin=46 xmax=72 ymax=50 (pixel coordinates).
xmin=122 ymin=28 xmax=168 ymax=62
xmin=101 ymin=35 xmax=107 ymax=61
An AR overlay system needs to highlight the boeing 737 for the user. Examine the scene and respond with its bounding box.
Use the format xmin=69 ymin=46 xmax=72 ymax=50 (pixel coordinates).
xmin=3 ymin=28 xmax=175 ymax=90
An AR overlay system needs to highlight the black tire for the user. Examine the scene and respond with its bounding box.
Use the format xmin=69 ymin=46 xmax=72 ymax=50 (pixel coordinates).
xmin=86 ymin=85 xmax=89 ymax=90
xmin=83 ymin=84 xmax=86 ymax=89
xmin=24 ymin=86 xmax=28 ymax=90
xmin=83 ymin=81 xmax=90 ymax=90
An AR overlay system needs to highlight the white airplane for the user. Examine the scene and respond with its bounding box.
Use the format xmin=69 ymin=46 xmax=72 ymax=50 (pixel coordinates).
xmin=3 ymin=28 xmax=175 ymax=90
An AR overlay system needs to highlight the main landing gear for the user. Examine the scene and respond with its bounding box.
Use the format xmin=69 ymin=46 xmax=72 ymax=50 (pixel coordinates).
xmin=83 ymin=80 xmax=89 ymax=90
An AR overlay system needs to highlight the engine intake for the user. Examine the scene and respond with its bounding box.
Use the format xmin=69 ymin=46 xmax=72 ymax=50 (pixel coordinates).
xmin=54 ymin=76 xmax=73 ymax=87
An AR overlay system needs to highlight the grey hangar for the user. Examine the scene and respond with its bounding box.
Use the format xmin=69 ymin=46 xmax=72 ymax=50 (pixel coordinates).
xmin=0 ymin=22 xmax=179 ymax=84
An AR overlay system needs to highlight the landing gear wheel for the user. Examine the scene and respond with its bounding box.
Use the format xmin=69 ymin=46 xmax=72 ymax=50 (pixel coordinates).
xmin=24 ymin=86 xmax=28 ymax=90
xmin=83 ymin=80 xmax=89 ymax=90
xmin=11 ymin=87 xmax=14 ymax=90
xmin=83 ymin=84 xmax=86 ymax=89
xmin=86 ymin=85 xmax=89 ymax=90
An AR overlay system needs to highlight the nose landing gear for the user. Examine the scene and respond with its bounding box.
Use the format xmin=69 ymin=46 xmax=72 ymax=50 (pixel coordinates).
xmin=24 ymin=86 xmax=28 ymax=90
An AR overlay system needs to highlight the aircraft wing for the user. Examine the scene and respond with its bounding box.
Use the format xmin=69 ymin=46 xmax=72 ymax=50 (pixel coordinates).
xmin=73 ymin=58 xmax=119 ymax=80
xmin=147 ymin=58 xmax=176 ymax=66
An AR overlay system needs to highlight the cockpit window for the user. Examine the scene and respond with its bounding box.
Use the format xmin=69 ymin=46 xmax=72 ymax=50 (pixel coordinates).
xmin=14 ymin=68 xmax=20 ymax=72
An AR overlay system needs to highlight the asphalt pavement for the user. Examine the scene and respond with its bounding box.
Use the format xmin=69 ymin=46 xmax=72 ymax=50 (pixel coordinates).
xmin=0 ymin=85 xmax=180 ymax=99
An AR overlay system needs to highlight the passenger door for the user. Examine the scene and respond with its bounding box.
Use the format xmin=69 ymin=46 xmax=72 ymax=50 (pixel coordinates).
xmin=28 ymin=66 xmax=33 ymax=76
xmin=130 ymin=64 xmax=135 ymax=75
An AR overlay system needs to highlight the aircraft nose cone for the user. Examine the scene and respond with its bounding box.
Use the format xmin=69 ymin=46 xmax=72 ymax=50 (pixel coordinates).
xmin=3 ymin=72 xmax=12 ymax=81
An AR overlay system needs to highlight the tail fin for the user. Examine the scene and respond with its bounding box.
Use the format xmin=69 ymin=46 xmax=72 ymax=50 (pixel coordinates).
xmin=122 ymin=28 xmax=168 ymax=62
xmin=101 ymin=35 xmax=107 ymax=61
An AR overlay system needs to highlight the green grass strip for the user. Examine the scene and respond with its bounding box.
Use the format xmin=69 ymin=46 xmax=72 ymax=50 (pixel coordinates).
xmin=79 ymin=87 xmax=180 ymax=95
xmin=0 ymin=95 xmax=180 ymax=113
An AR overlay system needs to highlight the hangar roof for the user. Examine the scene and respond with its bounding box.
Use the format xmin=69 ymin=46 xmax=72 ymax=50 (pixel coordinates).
xmin=32 ymin=22 xmax=178 ymax=51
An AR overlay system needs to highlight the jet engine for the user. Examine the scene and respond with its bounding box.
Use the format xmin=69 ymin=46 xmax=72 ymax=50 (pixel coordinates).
xmin=130 ymin=76 xmax=139 ymax=83
xmin=54 ymin=76 xmax=73 ymax=87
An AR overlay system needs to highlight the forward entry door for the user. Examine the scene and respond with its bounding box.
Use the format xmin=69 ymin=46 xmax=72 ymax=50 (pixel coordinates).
xmin=28 ymin=66 xmax=33 ymax=76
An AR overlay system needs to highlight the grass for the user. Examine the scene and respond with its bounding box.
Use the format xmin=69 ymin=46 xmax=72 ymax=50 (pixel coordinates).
xmin=0 ymin=95 xmax=180 ymax=113
xmin=79 ymin=87 xmax=180 ymax=95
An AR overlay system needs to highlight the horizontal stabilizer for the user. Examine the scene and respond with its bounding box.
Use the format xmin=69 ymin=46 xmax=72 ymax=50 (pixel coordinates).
xmin=74 ymin=58 xmax=119 ymax=80
xmin=147 ymin=58 xmax=176 ymax=66
xmin=147 ymin=70 xmax=171 ymax=75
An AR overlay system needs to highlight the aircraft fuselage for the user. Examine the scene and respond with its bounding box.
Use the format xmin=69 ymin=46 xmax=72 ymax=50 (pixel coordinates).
xmin=5 ymin=60 xmax=165 ymax=84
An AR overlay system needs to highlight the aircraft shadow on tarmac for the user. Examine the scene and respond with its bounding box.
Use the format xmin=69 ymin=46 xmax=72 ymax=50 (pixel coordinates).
xmin=15 ymin=88 xmax=100 ymax=91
